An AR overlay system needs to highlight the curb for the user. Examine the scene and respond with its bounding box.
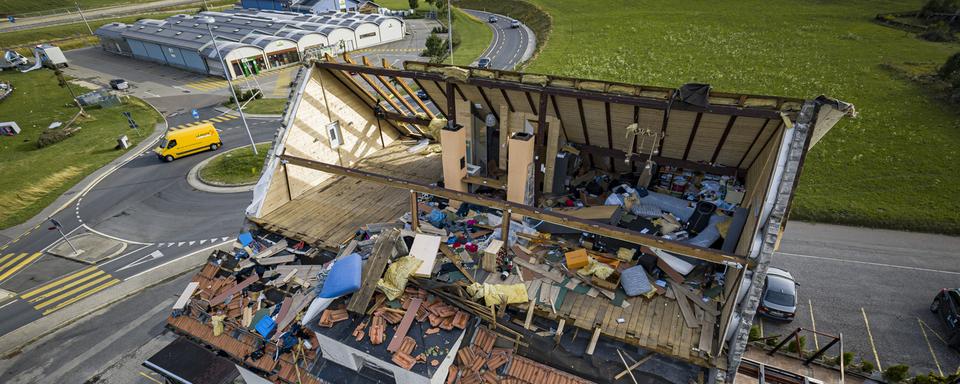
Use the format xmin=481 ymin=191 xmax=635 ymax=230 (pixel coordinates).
xmin=186 ymin=144 xmax=270 ymax=194
xmin=0 ymin=241 xmax=230 ymax=358
xmin=0 ymin=97 xmax=169 ymax=244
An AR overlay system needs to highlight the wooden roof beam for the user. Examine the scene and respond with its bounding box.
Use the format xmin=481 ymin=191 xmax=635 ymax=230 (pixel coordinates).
xmin=281 ymin=153 xmax=753 ymax=268
xmin=313 ymin=61 xmax=785 ymax=119
xmin=361 ymin=56 xmax=419 ymax=116
xmin=384 ymin=59 xmax=435 ymax=119
xmin=576 ymin=144 xmax=742 ymax=177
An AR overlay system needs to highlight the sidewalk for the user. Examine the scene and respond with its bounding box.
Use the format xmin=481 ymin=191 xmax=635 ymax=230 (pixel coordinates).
xmin=0 ymin=0 xmax=205 ymax=32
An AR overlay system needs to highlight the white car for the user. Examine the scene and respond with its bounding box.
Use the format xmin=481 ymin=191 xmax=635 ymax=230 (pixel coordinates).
xmin=511 ymin=19 xmax=520 ymax=28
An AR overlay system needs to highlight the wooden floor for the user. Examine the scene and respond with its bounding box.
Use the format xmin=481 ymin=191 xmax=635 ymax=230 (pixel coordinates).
xmin=254 ymin=143 xmax=442 ymax=249
xmin=541 ymin=290 xmax=722 ymax=369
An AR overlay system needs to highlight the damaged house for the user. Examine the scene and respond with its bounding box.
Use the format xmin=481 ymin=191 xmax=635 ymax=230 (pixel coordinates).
xmin=150 ymin=56 xmax=854 ymax=384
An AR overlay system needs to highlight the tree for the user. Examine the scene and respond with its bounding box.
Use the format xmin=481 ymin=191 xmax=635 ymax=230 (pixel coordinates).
xmin=408 ymin=0 xmax=418 ymax=10
xmin=422 ymin=33 xmax=447 ymax=63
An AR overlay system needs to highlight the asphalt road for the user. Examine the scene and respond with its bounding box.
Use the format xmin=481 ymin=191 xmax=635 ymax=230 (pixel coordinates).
xmin=760 ymin=222 xmax=960 ymax=377
xmin=464 ymin=10 xmax=533 ymax=70
xmin=0 ymin=104 xmax=277 ymax=338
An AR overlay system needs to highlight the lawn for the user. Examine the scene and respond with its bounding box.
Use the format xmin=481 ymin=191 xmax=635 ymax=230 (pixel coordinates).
xmin=198 ymin=143 xmax=272 ymax=185
xmin=449 ymin=8 xmax=492 ymax=66
xmin=234 ymin=98 xmax=287 ymax=115
xmin=0 ymin=69 xmax=162 ymax=229
xmin=518 ymin=0 xmax=960 ymax=234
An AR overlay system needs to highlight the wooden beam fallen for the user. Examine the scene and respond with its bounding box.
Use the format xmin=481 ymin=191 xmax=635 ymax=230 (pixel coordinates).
xmin=387 ymin=297 xmax=422 ymax=353
xmin=614 ymin=352 xmax=655 ymax=380
xmin=347 ymin=229 xmax=400 ymax=314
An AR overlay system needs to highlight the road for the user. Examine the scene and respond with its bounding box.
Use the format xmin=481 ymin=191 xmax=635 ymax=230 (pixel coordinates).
xmin=464 ymin=10 xmax=534 ymax=70
xmin=0 ymin=104 xmax=277 ymax=338
xmin=761 ymin=222 xmax=960 ymax=377
xmin=0 ymin=0 xmax=208 ymax=32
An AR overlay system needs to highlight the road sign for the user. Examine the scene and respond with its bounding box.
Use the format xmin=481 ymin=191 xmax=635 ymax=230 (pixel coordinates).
xmin=191 ymin=109 xmax=200 ymax=120
xmin=122 ymin=111 xmax=140 ymax=136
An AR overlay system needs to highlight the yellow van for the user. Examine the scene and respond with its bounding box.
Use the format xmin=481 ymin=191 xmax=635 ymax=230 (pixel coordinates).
xmin=154 ymin=123 xmax=222 ymax=162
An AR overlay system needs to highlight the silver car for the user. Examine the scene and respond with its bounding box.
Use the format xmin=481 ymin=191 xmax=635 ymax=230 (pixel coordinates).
xmin=758 ymin=267 xmax=797 ymax=321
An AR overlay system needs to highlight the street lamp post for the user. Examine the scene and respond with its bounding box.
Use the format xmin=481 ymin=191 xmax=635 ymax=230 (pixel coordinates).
xmin=446 ymin=0 xmax=453 ymax=64
xmin=203 ymin=17 xmax=258 ymax=155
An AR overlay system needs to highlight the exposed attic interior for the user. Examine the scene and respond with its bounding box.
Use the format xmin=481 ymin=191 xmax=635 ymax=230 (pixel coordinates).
xmin=216 ymin=57 xmax=856 ymax=383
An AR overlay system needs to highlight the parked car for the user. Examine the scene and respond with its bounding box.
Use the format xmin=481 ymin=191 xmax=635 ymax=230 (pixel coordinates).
xmin=488 ymin=15 xmax=498 ymax=23
xmin=930 ymin=288 xmax=960 ymax=348
xmin=416 ymin=89 xmax=429 ymax=101
xmin=757 ymin=267 xmax=797 ymax=321
xmin=511 ymin=19 xmax=521 ymax=28
xmin=109 ymin=78 xmax=129 ymax=90
xmin=477 ymin=57 xmax=491 ymax=69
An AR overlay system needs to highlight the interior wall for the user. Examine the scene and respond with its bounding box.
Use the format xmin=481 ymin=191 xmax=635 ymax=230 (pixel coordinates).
xmin=258 ymin=68 xmax=402 ymax=216
xmin=735 ymin=125 xmax=785 ymax=255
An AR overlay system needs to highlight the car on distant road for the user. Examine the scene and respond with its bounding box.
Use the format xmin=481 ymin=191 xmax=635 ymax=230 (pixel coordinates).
xmin=757 ymin=267 xmax=798 ymax=321
xmin=477 ymin=58 xmax=491 ymax=69
xmin=416 ymin=89 xmax=429 ymax=101
xmin=511 ymin=19 xmax=521 ymax=28
xmin=930 ymin=288 xmax=960 ymax=348
xmin=109 ymin=78 xmax=129 ymax=90
xmin=488 ymin=15 xmax=498 ymax=23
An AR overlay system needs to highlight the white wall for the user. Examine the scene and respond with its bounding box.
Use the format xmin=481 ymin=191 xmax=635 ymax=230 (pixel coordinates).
xmin=378 ymin=19 xmax=404 ymax=43
xmin=352 ymin=23 xmax=381 ymax=48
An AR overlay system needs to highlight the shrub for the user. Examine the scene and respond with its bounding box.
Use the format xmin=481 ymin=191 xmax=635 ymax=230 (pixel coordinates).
xmin=841 ymin=352 xmax=854 ymax=367
xmin=37 ymin=128 xmax=76 ymax=148
xmin=408 ymin=0 xmax=418 ymax=9
xmin=764 ymin=336 xmax=779 ymax=347
xmin=940 ymin=52 xmax=960 ymax=79
xmin=883 ymin=364 xmax=910 ymax=383
xmin=860 ymin=360 xmax=875 ymax=374
xmin=921 ymin=0 xmax=960 ymax=17
xmin=748 ymin=325 xmax=761 ymax=341
xmin=919 ymin=28 xmax=956 ymax=42
xmin=786 ymin=336 xmax=807 ymax=353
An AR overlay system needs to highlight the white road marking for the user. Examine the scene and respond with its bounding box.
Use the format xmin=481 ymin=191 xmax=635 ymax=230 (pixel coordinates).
xmin=166 ymin=242 xmax=174 ymax=247
xmin=200 ymin=239 xmax=207 ymax=245
xmin=188 ymin=241 xmax=195 ymax=246
xmin=778 ymin=251 xmax=960 ymax=276
xmin=81 ymin=224 xmax=153 ymax=246
xmin=210 ymin=238 xmax=217 ymax=244
xmin=221 ymin=237 xmax=229 ymax=242
xmin=101 ymin=244 xmax=152 ymax=267
xmin=808 ymin=299 xmax=819 ymax=350
xmin=125 ymin=241 xmax=230 ymax=280
xmin=116 ymin=250 xmax=165 ymax=272
xmin=177 ymin=242 xmax=185 ymax=247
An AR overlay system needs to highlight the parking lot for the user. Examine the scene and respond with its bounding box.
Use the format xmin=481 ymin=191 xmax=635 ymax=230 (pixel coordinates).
xmin=760 ymin=222 xmax=960 ymax=377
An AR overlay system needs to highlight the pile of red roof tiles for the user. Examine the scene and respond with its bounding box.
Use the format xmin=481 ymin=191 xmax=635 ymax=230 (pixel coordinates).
xmin=449 ymin=327 xmax=594 ymax=384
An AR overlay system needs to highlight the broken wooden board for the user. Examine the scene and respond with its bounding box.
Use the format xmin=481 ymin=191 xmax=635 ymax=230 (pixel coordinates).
xmin=439 ymin=244 xmax=476 ymax=284
xmin=410 ymin=234 xmax=442 ymax=278
xmin=253 ymin=239 xmax=288 ymax=259
xmin=387 ymin=298 xmax=422 ymax=353
xmin=672 ymin=286 xmax=699 ymax=329
xmin=209 ymin=274 xmax=259 ymax=305
xmin=347 ymin=230 xmax=399 ymax=314
xmin=258 ymin=254 xmax=297 ymax=266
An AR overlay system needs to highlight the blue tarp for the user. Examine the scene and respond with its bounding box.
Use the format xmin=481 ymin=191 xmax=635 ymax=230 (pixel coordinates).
xmin=318 ymin=253 xmax=362 ymax=298
xmin=255 ymin=316 xmax=276 ymax=338
xmin=238 ymin=232 xmax=254 ymax=246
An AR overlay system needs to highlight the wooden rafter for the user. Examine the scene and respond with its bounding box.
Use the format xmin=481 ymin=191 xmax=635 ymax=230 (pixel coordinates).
xmin=577 ymin=144 xmax=742 ymax=177
xmin=524 ymin=92 xmax=537 ymax=115
xmin=499 ymin=88 xmax=516 ymax=113
xmin=454 ymin=84 xmax=467 ymax=101
xmin=446 ymin=82 xmax=455 ymax=122
xmin=477 ymin=86 xmax=498 ymax=121
xmin=361 ymin=56 xmax=418 ymax=116
xmin=281 ymin=153 xmax=753 ymax=267
xmin=605 ymin=102 xmax=615 ymax=170
xmin=711 ymin=115 xmax=738 ymax=163
xmin=577 ymin=98 xmax=594 ymax=167
xmin=737 ymin=118 xmax=771 ymax=168
xmin=745 ymin=121 xmax=783 ymax=170
xmin=683 ymin=112 xmax=703 ymax=161
xmin=550 ymin=95 xmax=569 ymax=141
xmin=343 ymin=55 xmax=407 ymax=115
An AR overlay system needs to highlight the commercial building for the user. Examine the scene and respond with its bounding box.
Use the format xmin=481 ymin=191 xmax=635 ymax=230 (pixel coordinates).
xmin=94 ymin=8 xmax=404 ymax=79
xmin=146 ymin=59 xmax=856 ymax=383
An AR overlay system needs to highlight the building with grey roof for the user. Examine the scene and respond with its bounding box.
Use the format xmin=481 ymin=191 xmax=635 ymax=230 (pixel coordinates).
xmin=94 ymin=8 xmax=405 ymax=79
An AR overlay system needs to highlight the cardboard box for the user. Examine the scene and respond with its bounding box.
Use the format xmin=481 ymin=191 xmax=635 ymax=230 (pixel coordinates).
xmin=565 ymin=249 xmax=589 ymax=270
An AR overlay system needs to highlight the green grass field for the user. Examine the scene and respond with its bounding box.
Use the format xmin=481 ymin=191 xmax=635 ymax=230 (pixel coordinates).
xmin=2 ymin=0 xmax=159 ymax=16
xmin=0 ymin=69 xmax=161 ymax=229
xmin=234 ymin=98 xmax=287 ymax=115
xmin=450 ymin=8 xmax=492 ymax=66
xmin=518 ymin=0 xmax=960 ymax=234
xmin=198 ymin=143 xmax=272 ymax=185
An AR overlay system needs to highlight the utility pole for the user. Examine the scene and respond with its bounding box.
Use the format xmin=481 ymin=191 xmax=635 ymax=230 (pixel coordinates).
xmin=204 ymin=17 xmax=258 ymax=155
xmin=446 ymin=0 xmax=453 ymax=64
xmin=75 ymin=1 xmax=93 ymax=35
xmin=49 ymin=219 xmax=80 ymax=256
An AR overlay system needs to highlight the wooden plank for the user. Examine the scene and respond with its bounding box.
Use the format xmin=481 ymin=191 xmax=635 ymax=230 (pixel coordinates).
xmin=209 ymin=274 xmax=259 ymax=305
xmin=382 ymin=58 xmax=435 ymax=119
xmin=463 ymin=175 xmax=506 ymax=190
xmin=411 ymin=234 xmax=442 ymax=278
xmin=346 ymin=230 xmax=399 ymax=314
xmin=674 ymin=290 xmax=699 ymax=328
xmin=386 ymin=298 xmax=422 ymax=353
xmin=699 ymin=312 xmax=717 ymax=356
xmin=439 ymin=244 xmax=476 ymax=284
xmin=258 ymin=254 xmax=297 ymax=266
xmin=640 ymin=296 xmax=659 ymax=346
xmin=523 ymin=299 xmax=536 ymax=330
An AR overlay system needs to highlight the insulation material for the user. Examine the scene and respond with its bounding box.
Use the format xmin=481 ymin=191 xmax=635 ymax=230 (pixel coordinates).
xmin=576 ymin=257 xmax=614 ymax=280
xmin=437 ymin=66 xmax=470 ymax=82
xmin=377 ymin=256 xmax=423 ymax=300
xmin=212 ymin=315 xmax=226 ymax=336
xmin=465 ymin=283 xmax=528 ymax=306
xmin=577 ymin=81 xmax=606 ymax=92
xmin=521 ymin=74 xmax=548 ymax=86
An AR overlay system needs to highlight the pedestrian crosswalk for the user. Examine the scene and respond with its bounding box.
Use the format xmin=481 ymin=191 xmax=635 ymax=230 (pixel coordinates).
xmin=168 ymin=114 xmax=239 ymax=131
xmin=184 ymin=77 xmax=228 ymax=92
xmin=0 ymin=252 xmax=42 ymax=283
xmin=20 ymin=266 xmax=120 ymax=316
